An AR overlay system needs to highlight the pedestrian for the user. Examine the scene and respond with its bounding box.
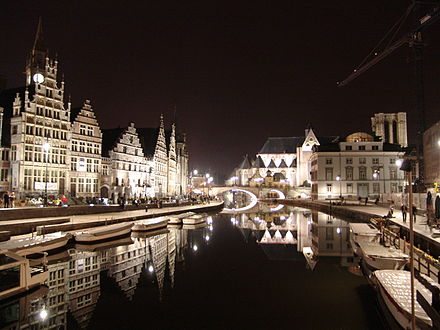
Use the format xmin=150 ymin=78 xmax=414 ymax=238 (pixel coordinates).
xmin=10 ymin=192 xmax=15 ymax=208
xmin=401 ymin=204 xmax=407 ymax=222
xmin=358 ymin=196 xmax=362 ymax=205
xmin=412 ymin=205 xmax=417 ymax=223
xmin=3 ymin=191 xmax=9 ymax=208
xmin=375 ymin=197 xmax=379 ymax=205
xmin=365 ymin=196 xmax=368 ymax=205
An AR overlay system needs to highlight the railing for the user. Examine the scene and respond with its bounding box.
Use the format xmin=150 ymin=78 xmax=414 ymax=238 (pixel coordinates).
xmin=372 ymin=218 xmax=440 ymax=282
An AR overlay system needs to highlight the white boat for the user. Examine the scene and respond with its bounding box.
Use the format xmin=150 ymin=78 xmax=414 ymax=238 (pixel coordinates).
xmin=168 ymin=212 xmax=196 ymax=224
xmin=0 ymin=232 xmax=73 ymax=256
xmin=0 ymin=250 xmax=48 ymax=300
xmin=74 ymin=222 xmax=133 ymax=243
xmin=182 ymin=214 xmax=207 ymax=225
xmin=349 ymin=223 xmax=381 ymax=255
xmin=302 ymin=247 xmax=318 ymax=271
xmin=75 ymin=236 xmax=134 ymax=252
xmin=182 ymin=222 xmax=208 ymax=230
xmin=131 ymin=228 xmax=169 ymax=239
xmin=359 ymin=241 xmax=409 ymax=270
xmin=374 ymin=270 xmax=438 ymax=329
xmin=132 ymin=217 xmax=169 ymax=232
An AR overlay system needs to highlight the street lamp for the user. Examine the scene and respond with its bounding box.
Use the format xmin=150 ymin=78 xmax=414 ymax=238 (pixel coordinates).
xmin=42 ymin=142 xmax=50 ymax=206
xmin=336 ymin=175 xmax=342 ymax=198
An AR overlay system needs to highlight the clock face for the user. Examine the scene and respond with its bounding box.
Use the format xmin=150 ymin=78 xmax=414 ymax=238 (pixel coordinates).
xmin=32 ymin=73 xmax=45 ymax=84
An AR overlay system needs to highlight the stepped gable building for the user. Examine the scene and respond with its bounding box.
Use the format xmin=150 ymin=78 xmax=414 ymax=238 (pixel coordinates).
xmin=0 ymin=19 xmax=71 ymax=199
xmin=101 ymin=122 xmax=152 ymax=202
xmin=70 ymin=100 xmax=102 ymax=199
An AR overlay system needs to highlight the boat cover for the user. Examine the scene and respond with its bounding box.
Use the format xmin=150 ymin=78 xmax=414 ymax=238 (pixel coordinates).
xmin=359 ymin=242 xmax=408 ymax=259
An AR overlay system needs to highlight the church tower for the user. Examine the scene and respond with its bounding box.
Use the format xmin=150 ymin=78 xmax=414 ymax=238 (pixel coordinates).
xmin=167 ymin=123 xmax=177 ymax=195
xmin=154 ymin=114 xmax=168 ymax=197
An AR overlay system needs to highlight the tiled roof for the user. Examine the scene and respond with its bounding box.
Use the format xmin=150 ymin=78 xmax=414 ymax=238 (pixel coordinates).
xmin=237 ymin=155 xmax=251 ymax=170
xmin=258 ymin=137 xmax=304 ymax=154
xmin=252 ymin=156 xmax=265 ymax=168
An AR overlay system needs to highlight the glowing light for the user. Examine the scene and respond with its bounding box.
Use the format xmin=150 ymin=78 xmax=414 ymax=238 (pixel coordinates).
xmin=205 ymin=173 xmax=210 ymax=178
xmin=373 ymin=172 xmax=379 ymax=179
xmin=209 ymin=225 xmax=213 ymax=231
xmin=193 ymin=245 xmax=198 ymax=251
xmin=148 ymin=265 xmax=154 ymax=273
xmin=280 ymin=216 xmax=286 ymax=220
xmin=395 ymin=159 xmax=403 ymax=167
xmin=39 ymin=309 xmax=48 ymax=320
xmin=336 ymin=227 xmax=341 ymax=234
xmin=206 ymin=216 xmax=213 ymax=224
xmin=42 ymin=143 xmax=50 ymax=152
xmin=336 ymin=175 xmax=341 ymax=181
xmin=193 ymin=169 xmax=198 ymax=175
xmin=205 ymin=235 xmax=210 ymax=241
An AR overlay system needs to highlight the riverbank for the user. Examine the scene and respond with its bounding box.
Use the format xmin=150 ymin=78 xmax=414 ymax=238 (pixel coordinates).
xmin=0 ymin=201 xmax=224 ymax=238
xmin=278 ymin=198 xmax=440 ymax=257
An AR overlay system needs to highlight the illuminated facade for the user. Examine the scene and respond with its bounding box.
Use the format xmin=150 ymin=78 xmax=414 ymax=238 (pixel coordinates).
xmin=423 ymin=120 xmax=440 ymax=190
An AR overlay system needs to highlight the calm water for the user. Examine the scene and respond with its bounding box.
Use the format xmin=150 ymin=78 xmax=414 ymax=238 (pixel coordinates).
xmin=1 ymin=206 xmax=388 ymax=330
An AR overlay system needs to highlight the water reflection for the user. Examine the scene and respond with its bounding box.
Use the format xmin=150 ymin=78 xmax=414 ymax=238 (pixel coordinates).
xmin=0 ymin=224 xmax=211 ymax=330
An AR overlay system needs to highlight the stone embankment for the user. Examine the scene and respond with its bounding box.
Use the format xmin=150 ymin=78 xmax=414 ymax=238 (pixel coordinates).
xmin=0 ymin=201 xmax=223 ymax=238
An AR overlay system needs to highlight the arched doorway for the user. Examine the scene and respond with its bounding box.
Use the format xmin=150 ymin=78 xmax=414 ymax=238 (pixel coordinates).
xmin=100 ymin=186 xmax=109 ymax=198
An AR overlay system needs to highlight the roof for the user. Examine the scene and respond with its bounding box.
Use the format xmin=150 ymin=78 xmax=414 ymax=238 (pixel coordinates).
xmin=278 ymin=159 xmax=288 ymax=168
xmin=252 ymin=156 xmax=265 ymax=168
xmin=0 ymin=86 xmax=35 ymax=147
xmin=237 ymin=155 xmax=251 ymax=170
xmin=314 ymin=143 xmax=340 ymax=152
xmin=258 ymin=136 xmax=339 ymax=154
xmin=101 ymin=128 xmax=124 ymax=157
xmin=267 ymin=159 xmax=277 ymax=168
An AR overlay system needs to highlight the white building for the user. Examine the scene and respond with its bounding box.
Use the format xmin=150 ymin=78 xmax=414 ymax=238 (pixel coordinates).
xmin=310 ymin=132 xmax=405 ymax=200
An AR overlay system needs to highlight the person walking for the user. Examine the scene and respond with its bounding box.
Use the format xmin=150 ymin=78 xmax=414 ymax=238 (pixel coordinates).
xmin=412 ymin=205 xmax=417 ymax=223
xmin=401 ymin=204 xmax=407 ymax=222
xmin=365 ymin=196 xmax=368 ymax=206
xmin=3 ymin=191 xmax=9 ymax=208
xmin=9 ymin=191 xmax=15 ymax=208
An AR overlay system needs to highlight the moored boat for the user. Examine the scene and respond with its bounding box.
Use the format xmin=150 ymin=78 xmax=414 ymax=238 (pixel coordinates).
xmin=131 ymin=228 xmax=169 ymax=239
xmin=373 ymin=270 xmax=438 ymax=329
xmin=168 ymin=212 xmax=196 ymax=224
xmin=182 ymin=213 xmax=207 ymax=225
xmin=359 ymin=241 xmax=409 ymax=270
xmin=0 ymin=232 xmax=73 ymax=256
xmin=182 ymin=222 xmax=208 ymax=230
xmin=132 ymin=217 xmax=169 ymax=232
xmin=74 ymin=222 xmax=133 ymax=243
xmin=0 ymin=250 xmax=48 ymax=300
xmin=349 ymin=223 xmax=381 ymax=255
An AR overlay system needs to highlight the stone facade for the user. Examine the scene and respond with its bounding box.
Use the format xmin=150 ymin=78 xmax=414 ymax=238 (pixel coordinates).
xmin=423 ymin=120 xmax=440 ymax=189
xmin=310 ymin=132 xmax=405 ymax=200
xmin=371 ymin=112 xmax=408 ymax=147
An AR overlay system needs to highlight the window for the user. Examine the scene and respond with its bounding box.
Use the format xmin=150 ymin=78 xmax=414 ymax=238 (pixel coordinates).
xmin=325 ymin=158 xmax=332 ymax=164
xmin=79 ymin=142 xmax=85 ymax=152
xmin=103 ymin=165 xmax=109 ymax=176
xmin=326 ymin=184 xmax=332 ymax=192
xmin=71 ymin=157 xmax=77 ymax=171
xmin=346 ymin=158 xmax=353 ymax=164
xmin=358 ymin=145 xmax=366 ymax=150
xmin=325 ymin=168 xmax=333 ymax=181
xmin=345 ymin=167 xmax=353 ymax=180
xmin=390 ymin=168 xmax=397 ymax=180
xmin=86 ymin=159 xmax=92 ymax=172
xmin=372 ymin=158 xmax=379 ymax=165
xmin=326 ymin=227 xmax=334 ymax=240
xmin=346 ymin=183 xmax=353 ymax=193
xmin=390 ymin=158 xmax=396 ymax=165
xmin=80 ymin=125 xmax=86 ymax=135
xmin=372 ymin=145 xmax=379 ymax=150
xmin=359 ymin=166 xmax=367 ymax=180
xmin=391 ymin=182 xmax=398 ymax=193
xmin=0 ymin=169 xmax=8 ymax=181
xmin=345 ymin=145 xmax=352 ymax=150
xmin=359 ymin=158 xmax=366 ymax=164
xmin=373 ymin=182 xmax=380 ymax=194
xmin=72 ymin=141 xmax=78 ymax=152
xmin=12 ymin=125 xmax=18 ymax=134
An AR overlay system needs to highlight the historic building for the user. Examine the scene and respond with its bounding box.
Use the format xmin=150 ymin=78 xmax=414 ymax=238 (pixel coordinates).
xmin=70 ymin=100 xmax=102 ymax=199
xmin=310 ymin=132 xmax=405 ymax=200
xmin=0 ymin=20 xmax=71 ymax=200
xmin=371 ymin=112 xmax=408 ymax=147
xmin=423 ymin=120 xmax=440 ymax=191
xmin=0 ymin=21 xmax=190 ymax=203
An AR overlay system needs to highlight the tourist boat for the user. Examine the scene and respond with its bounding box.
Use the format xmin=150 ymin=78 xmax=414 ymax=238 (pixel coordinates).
xmin=373 ymin=270 xmax=439 ymax=329
xmin=132 ymin=217 xmax=169 ymax=232
xmin=168 ymin=212 xmax=196 ymax=224
xmin=0 ymin=250 xmax=48 ymax=300
xmin=349 ymin=223 xmax=381 ymax=255
xmin=0 ymin=232 xmax=73 ymax=256
xmin=182 ymin=213 xmax=207 ymax=225
xmin=74 ymin=222 xmax=133 ymax=243
xmin=358 ymin=241 xmax=409 ymax=270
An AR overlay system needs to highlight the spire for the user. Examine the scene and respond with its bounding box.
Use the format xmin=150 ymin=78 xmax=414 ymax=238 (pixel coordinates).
xmin=160 ymin=114 xmax=164 ymax=129
xmin=32 ymin=17 xmax=46 ymax=56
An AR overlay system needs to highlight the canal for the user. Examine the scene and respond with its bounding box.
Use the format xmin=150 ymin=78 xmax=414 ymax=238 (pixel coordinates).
xmin=1 ymin=204 xmax=388 ymax=329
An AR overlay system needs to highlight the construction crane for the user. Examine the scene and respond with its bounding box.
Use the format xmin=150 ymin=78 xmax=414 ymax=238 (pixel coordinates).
xmin=337 ymin=1 xmax=440 ymax=185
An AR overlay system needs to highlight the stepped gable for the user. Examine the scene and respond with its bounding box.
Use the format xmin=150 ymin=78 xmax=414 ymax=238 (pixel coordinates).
xmin=0 ymin=86 xmax=36 ymax=147
xmin=101 ymin=128 xmax=124 ymax=157
xmin=278 ymin=159 xmax=288 ymax=168
xmin=267 ymin=159 xmax=277 ymax=168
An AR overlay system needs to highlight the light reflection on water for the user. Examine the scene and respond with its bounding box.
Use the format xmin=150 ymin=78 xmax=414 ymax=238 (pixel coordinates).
xmin=0 ymin=206 xmax=385 ymax=330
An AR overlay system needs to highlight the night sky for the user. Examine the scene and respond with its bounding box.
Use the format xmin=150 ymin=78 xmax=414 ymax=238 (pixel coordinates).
xmin=1 ymin=1 xmax=439 ymax=179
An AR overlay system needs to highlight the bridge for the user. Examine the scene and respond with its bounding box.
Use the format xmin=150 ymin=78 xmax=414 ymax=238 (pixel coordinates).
xmin=210 ymin=186 xmax=286 ymax=212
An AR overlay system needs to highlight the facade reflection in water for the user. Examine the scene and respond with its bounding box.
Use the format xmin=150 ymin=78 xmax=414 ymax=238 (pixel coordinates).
xmin=0 ymin=223 xmax=210 ymax=330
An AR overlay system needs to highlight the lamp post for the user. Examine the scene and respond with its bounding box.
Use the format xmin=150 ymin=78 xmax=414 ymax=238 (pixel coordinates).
xmin=336 ymin=175 xmax=342 ymax=199
xmin=42 ymin=142 xmax=50 ymax=207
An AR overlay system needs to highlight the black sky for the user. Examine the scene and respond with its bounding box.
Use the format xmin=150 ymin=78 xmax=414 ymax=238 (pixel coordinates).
xmin=1 ymin=1 xmax=439 ymax=178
